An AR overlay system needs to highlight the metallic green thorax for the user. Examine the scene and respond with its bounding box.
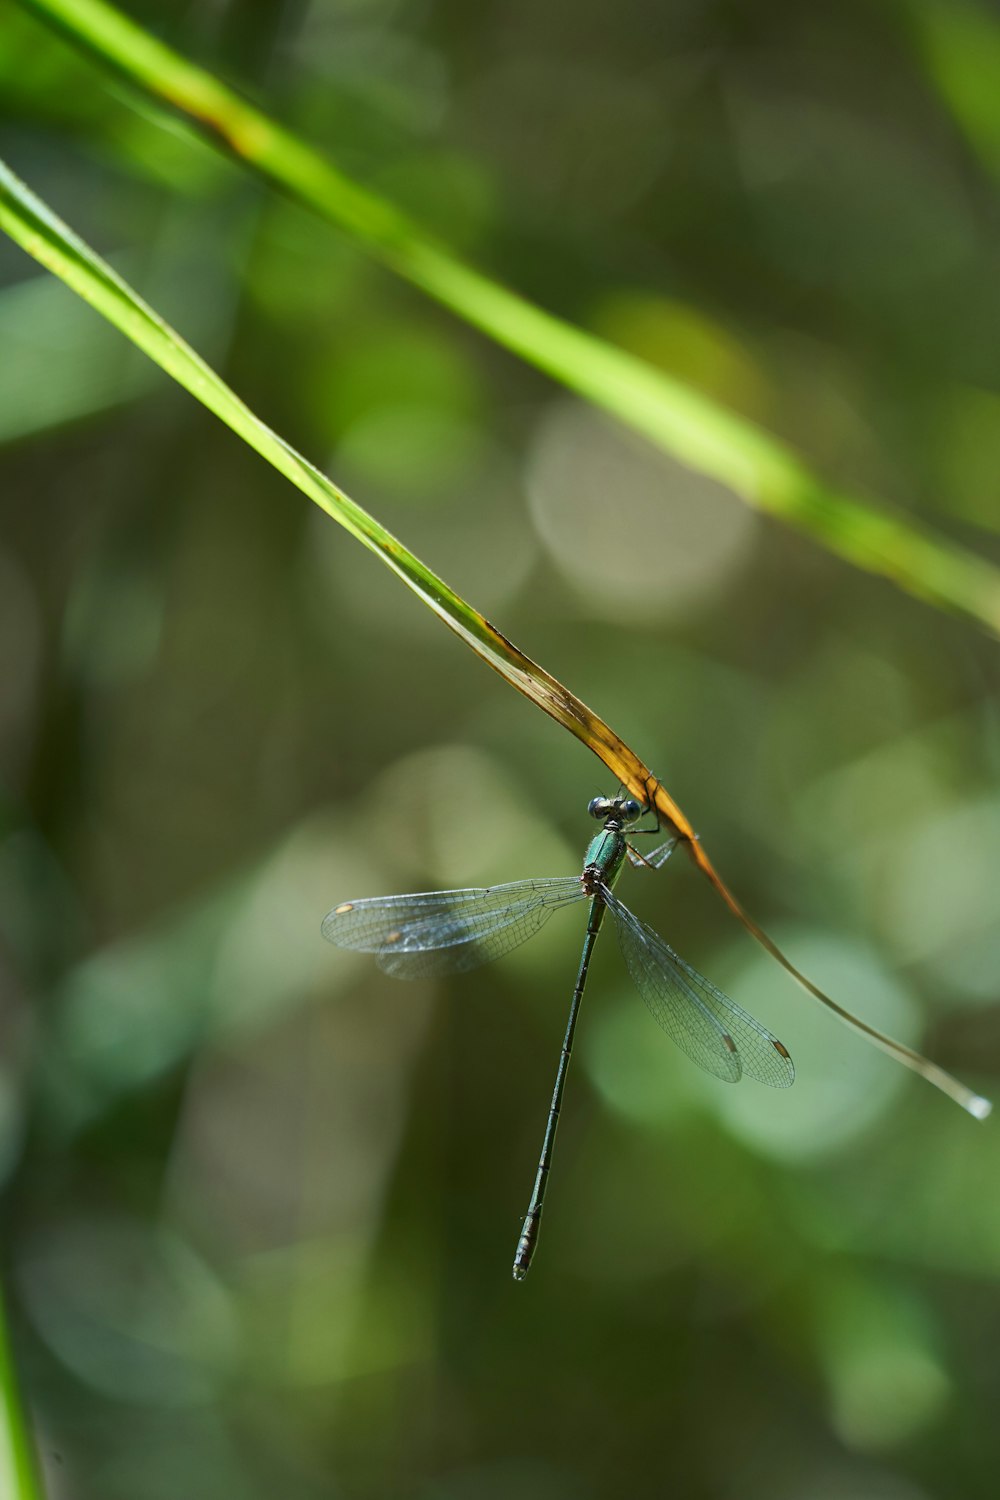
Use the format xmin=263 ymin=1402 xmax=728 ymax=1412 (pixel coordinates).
xmin=583 ymin=829 xmax=628 ymax=889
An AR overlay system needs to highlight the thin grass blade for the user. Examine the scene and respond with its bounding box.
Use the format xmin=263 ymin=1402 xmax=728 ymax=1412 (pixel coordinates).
xmin=0 ymin=1285 xmax=44 ymax=1500
xmin=16 ymin=0 xmax=1000 ymax=637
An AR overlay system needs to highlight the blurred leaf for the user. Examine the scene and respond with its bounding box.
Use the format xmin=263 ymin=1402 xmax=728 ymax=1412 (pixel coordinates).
xmin=815 ymin=1271 xmax=950 ymax=1452
xmin=16 ymin=0 xmax=1000 ymax=637
xmin=907 ymin=0 xmax=1000 ymax=178
xmin=0 ymin=1286 xmax=44 ymax=1500
xmin=934 ymin=384 xmax=1000 ymax=531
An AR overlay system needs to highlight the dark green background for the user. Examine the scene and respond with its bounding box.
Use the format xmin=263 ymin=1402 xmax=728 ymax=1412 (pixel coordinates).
xmin=2 ymin=1 xmax=1000 ymax=1497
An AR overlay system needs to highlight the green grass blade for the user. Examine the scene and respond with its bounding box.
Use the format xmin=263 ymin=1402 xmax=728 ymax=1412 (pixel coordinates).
xmin=906 ymin=0 xmax=1000 ymax=179
xmin=0 ymin=1286 xmax=44 ymax=1500
xmin=0 ymin=153 xmax=638 ymax=778
xmin=16 ymin=0 xmax=1000 ymax=635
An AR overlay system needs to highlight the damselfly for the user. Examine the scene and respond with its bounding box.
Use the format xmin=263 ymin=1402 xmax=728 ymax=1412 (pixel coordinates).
xmin=322 ymin=794 xmax=793 ymax=1280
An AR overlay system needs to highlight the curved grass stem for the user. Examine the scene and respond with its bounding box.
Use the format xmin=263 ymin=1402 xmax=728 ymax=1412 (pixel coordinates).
xmin=13 ymin=0 xmax=1000 ymax=636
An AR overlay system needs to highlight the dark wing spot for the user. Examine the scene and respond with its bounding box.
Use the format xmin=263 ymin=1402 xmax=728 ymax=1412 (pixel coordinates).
xmin=771 ymin=1040 xmax=791 ymax=1059
xmin=722 ymin=1034 xmax=738 ymax=1055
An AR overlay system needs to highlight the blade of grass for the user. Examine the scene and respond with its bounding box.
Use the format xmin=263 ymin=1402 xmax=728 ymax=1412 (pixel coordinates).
xmin=0 ymin=153 xmax=990 ymax=1120
xmin=0 ymin=1286 xmax=44 ymax=1500
xmin=0 ymin=153 xmax=660 ymax=798
xmin=16 ymin=0 xmax=1000 ymax=637
xmin=905 ymin=0 xmax=1000 ymax=179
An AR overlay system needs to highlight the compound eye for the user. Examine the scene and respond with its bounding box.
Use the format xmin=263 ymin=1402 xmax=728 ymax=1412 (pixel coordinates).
xmin=621 ymin=798 xmax=642 ymax=822
xmin=588 ymin=797 xmax=609 ymax=819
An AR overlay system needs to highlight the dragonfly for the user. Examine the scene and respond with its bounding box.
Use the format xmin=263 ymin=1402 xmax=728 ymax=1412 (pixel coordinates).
xmin=322 ymin=793 xmax=795 ymax=1281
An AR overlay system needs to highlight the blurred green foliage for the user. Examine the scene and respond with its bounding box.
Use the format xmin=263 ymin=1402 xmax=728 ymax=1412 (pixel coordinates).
xmin=1 ymin=2 xmax=1000 ymax=1499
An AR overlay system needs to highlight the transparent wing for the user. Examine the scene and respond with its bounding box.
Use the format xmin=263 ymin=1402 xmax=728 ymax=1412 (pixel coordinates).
xmin=601 ymin=886 xmax=794 ymax=1088
xmin=322 ymin=877 xmax=585 ymax=978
